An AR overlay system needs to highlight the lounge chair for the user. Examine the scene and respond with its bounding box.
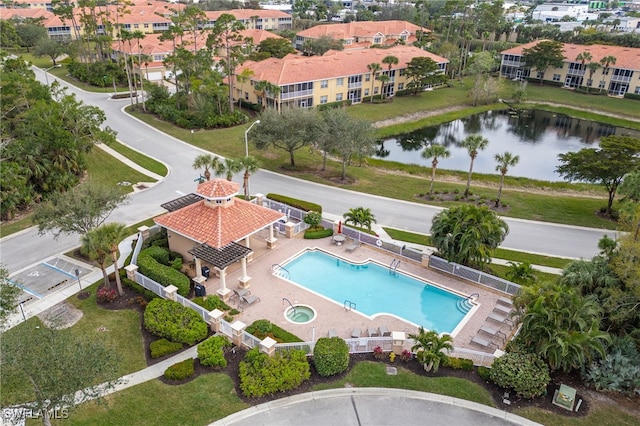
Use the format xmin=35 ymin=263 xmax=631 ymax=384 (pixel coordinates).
xmin=493 ymin=304 xmax=512 ymax=315
xmin=350 ymin=328 xmax=361 ymax=338
xmin=497 ymin=296 xmax=513 ymax=307
xmin=328 ymin=329 xmax=338 ymax=338
xmin=378 ymin=325 xmax=391 ymax=337
xmin=345 ymin=243 xmax=359 ymax=253
xmin=231 ymin=288 xmax=251 ymax=301
xmin=478 ymin=325 xmax=505 ymax=340
xmin=487 ymin=312 xmax=513 ymax=325
xmin=470 ymin=335 xmax=495 ymax=349
xmin=367 ymin=327 xmax=380 ymax=337
xmin=240 ymin=294 xmax=260 ymax=306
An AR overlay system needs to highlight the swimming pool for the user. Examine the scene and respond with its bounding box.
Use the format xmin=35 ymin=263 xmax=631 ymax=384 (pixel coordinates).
xmin=279 ymin=249 xmax=472 ymax=334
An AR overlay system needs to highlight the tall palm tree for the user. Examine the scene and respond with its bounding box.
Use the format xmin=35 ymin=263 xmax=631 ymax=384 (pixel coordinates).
xmin=192 ymin=153 xmax=220 ymax=181
xmin=505 ymin=261 xmax=537 ymax=285
xmin=599 ymin=55 xmax=616 ymax=93
xmin=238 ymin=156 xmax=260 ymax=199
xmin=586 ymin=61 xmax=601 ymax=92
xmin=377 ymin=74 xmax=390 ymax=100
xmin=461 ymin=134 xmax=489 ymax=198
xmin=381 ymin=55 xmax=399 ymax=98
xmin=366 ymin=62 xmax=381 ymax=102
xmin=214 ymin=158 xmax=242 ymax=181
xmin=132 ymin=30 xmax=146 ymax=111
xmin=81 ymin=228 xmax=111 ymax=288
xmin=408 ymin=327 xmax=454 ymax=373
xmin=494 ymin=151 xmax=519 ymax=207
xmin=343 ymin=207 xmax=376 ymax=231
xmin=88 ymin=223 xmax=129 ymax=296
xmin=422 ymin=144 xmax=450 ymax=197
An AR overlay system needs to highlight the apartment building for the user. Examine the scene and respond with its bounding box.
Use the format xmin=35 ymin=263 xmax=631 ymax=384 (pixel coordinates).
xmin=500 ymin=41 xmax=640 ymax=96
xmin=203 ymin=9 xmax=292 ymax=31
xmin=234 ymin=45 xmax=447 ymax=110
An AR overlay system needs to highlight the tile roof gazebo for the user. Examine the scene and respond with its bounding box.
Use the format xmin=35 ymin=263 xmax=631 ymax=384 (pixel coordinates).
xmin=154 ymin=179 xmax=286 ymax=301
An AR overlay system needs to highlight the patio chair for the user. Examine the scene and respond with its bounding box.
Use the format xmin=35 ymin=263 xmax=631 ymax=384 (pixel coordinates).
xmin=345 ymin=243 xmax=359 ymax=253
xmin=478 ymin=325 xmax=505 ymax=341
xmin=497 ymin=296 xmax=513 ymax=307
xmin=493 ymin=304 xmax=513 ymax=315
xmin=231 ymin=287 xmax=251 ymax=302
xmin=367 ymin=327 xmax=380 ymax=337
xmin=239 ymin=294 xmax=261 ymax=307
xmin=378 ymin=325 xmax=391 ymax=337
xmin=470 ymin=335 xmax=495 ymax=349
xmin=350 ymin=328 xmax=361 ymax=338
xmin=487 ymin=312 xmax=513 ymax=326
xmin=327 ymin=329 xmax=338 ymax=338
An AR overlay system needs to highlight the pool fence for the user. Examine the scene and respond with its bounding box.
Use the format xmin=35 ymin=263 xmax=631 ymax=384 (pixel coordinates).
xmin=428 ymin=256 xmax=522 ymax=296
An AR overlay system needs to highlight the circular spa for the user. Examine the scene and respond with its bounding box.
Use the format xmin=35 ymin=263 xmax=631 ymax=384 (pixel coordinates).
xmin=284 ymin=304 xmax=316 ymax=324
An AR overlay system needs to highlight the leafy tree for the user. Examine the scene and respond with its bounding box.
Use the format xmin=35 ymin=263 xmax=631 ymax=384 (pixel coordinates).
xmin=494 ymin=151 xmax=519 ymax=207
xmin=505 ymin=261 xmax=537 ymax=285
xmin=15 ymin=22 xmax=47 ymax=52
xmin=33 ymin=183 xmax=128 ymax=239
xmin=303 ymin=211 xmax=323 ymax=229
xmin=302 ymin=35 xmax=343 ymax=56
xmin=618 ymin=171 xmax=640 ymax=203
xmin=192 ymin=153 xmax=221 ymax=181
xmin=556 ymin=136 xmax=640 ymax=215
xmin=421 ymin=144 xmax=450 ymax=197
xmin=256 ymin=38 xmax=296 ymax=59
xmin=238 ymin=156 xmax=260 ymax=199
xmin=0 ymin=265 xmax=21 ymax=328
xmin=461 ymin=134 xmax=489 ymax=198
xmin=0 ymin=321 xmax=120 ymax=425
xmin=33 ymin=38 xmax=67 ymax=66
xmin=522 ymin=40 xmax=565 ymax=85
xmin=405 ymin=57 xmax=446 ymax=95
xmin=408 ymin=327 xmax=453 ymax=373
xmin=431 ymin=204 xmax=508 ymax=268
xmin=252 ymin=107 xmax=322 ymax=168
xmin=0 ymin=20 xmax=21 ymax=48
xmin=343 ymin=207 xmax=376 ymax=231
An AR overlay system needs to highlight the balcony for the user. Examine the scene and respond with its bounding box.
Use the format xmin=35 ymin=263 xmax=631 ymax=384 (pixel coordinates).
xmin=348 ymin=81 xmax=362 ymax=89
xmin=281 ymin=89 xmax=313 ymax=100
xmin=501 ymin=60 xmax=523 ymax=67
xmin=567 ymin=69 xmax=585 ymax=76
xmin=611 ymin=75 xmax=632 ymax=83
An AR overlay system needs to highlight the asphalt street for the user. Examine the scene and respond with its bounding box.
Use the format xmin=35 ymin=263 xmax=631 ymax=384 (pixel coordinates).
xmin=0 ymin=68 xmax=618 ymax=275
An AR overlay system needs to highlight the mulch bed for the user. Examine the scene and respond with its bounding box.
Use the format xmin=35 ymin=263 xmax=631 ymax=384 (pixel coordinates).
xmin=94 ymin=289 xmax=640 ymax=418
xmin=416 ymin=192 xmax=511 ymax=213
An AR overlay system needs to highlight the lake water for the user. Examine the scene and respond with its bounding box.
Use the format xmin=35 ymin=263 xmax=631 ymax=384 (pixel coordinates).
xmin=376 ymin=110 xmax=640 ymax=181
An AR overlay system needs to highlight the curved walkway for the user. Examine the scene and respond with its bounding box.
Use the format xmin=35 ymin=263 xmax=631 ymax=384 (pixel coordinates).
xmin=211 ymin=388 xmax=542 ymax=426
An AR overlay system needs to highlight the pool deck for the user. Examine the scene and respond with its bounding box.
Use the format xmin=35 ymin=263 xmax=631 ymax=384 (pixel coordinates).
xmin=201 ymin=232 xmax=515 ymax=354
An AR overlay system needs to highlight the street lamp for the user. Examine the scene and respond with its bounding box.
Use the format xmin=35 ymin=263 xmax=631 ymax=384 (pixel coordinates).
xmin=43 ymin=64 xmax=62 ymax=85
xmin=244 ymin=119 xmax=260 ymax=157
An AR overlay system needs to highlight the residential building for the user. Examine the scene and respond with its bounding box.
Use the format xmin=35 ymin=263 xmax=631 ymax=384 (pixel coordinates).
xmin=234 ymin=45 xmax=448 ymax=110
xmin=530 ymin=3 xmax=599 ymax=22
xmin=294 ymin=20 xmax=429 ymax=51
xmin=203 ymin=9 xmax=292 ymax=31
xmin=500 ymin=41 xmax=640 ymax=96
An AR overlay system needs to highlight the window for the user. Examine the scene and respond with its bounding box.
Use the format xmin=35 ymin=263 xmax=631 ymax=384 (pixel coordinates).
xmin=134 ymin=24 xmax=139 ymax=29
xmin=599 ymin=80 xmax=606 ymax=89
xmin=374 ymin=87 xmax=379 ymax=94
xmin=321 ymin=80 xmax=328 ymax=88
xmin=336 ymin=93 xmax=343 ymax=101
xmin=337 ymin=78 xmax=344 ymax=86
xmin=398 ymin=83 xmax=404 ymax=90
xmin=244 ymin=92 xmax=249 ymax=100
xmin=553 ymin=74 xmax=561 ymax=82
xmin=399 ymin=69 xmax=405 ymax=77
xmin=374 ymin=37 xmax=382 ymax=44
xmin=320 ymin=95 xmax=328 ymax=104
xmin=365 ymin=74 xmax=370 ymax=82
xmin=635 ymin=86 xmax=640 ymax=94
xmin=144 ymin=24 xmax=149 ymax=28
xmin=364 ymin=88 xmax=369 ymax=96
xmin=536 ymin=71 xmax=544 ymax=79
xmin=587 ymin=79 xmax=593 ymax=87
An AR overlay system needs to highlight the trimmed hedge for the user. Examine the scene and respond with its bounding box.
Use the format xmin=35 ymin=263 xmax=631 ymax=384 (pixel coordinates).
xmin=137 ymin=247 xmax=190 ymax=297
xmin=624 ymin=92 xmax=640 ymax=101
xmin=143 ymin=298 xmax=208 ymax=345
xmin=313 ymin=337 xmax=349 ymax=377
xmin=489 ymin=351 xmax=550 ymax=399
xmin=142 ymin=229 xmax=168 ymax=250
xmin=245 ymin=319 xmax=304 ymax=343
xmin=317 ymin=99 xmax=352 ymax=111
xmin=304 ymin=228 xmax=333 ymax=239
xmin=443 ymin=357 xmax=474 ymax=371
xmin=239 ymin=347 xmax=311 ymax=397
xmin=164 ymin=358 xmax=195 ymax=380
xmin=150 ymin=338 xmax=183 ymax=359
xmin=192 ymin=295 xmax=231 ymax=312
xmin=198 ymin=335 xmax=231 ymax=367
xmin=266 ymin=193 xmax=322 ymax=214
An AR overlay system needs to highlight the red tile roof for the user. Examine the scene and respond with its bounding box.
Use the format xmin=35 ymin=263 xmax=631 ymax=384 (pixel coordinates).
xmin=297 ymin=20 xmax=427 ymax=40
xmin=196 ymin=179 xmax=240 ymax=199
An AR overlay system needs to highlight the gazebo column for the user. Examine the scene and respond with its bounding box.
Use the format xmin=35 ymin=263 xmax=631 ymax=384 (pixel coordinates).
xmin=266 ymin=224 xmax=277 ymax=249
xmin=194 ymin=257 xmax=203 ymax=279
xmin=216 ymin=267 xmax=232 ymax=302
xmin=244 ymin=236 xmax=253 ymax=262
xmin=238 ymin=256 xmax=251 ymax=290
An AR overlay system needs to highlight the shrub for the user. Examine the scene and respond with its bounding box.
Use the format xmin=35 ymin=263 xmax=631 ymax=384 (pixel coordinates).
xmin=150 ymin=338 xmax=183 ymax=358
xmin=246 ymin=320 xmax=303 ymax=343
xmin=304 ymin=228 xmax=333 ymax=239
xmin=444 ymin=357 xmax=474 ymax=371
xmin=583 ymin=336 xmax=640 ymax=394
xmin=265 ymin=193 xmax=322 ymax=214
xmin=303 ymin=211 xmax=323 ymax=228
xmin=313 ymin=337 xmax=349 ymax=377
xmin=401 ymin=349 xmax=413 ymax=362
xmin=373 ymin=345 xmax=384 ymax=360
xmin=141 ymin=229 xmax=168 ymax=250
xmin=137 ymin=247 xmax=190 ymax=296
xmin=143 ymin=298 xmax=208 ymax=345
xmin=97 ymin=286 xmax=118 ymax=303
xmin=239 ymin=347 xmax=310 ymax=397
xmin=477 ymin=366 xmax=491 ymax=381
xmin=489 ymin=351 xmax=550 ymax=399
xmin=198 ymin=335 xmax=231 ymax=368
xmin=192 ymin=295 xmax=231 ymax=312
xmin=164 ymin=358 xmax=195 ymax=380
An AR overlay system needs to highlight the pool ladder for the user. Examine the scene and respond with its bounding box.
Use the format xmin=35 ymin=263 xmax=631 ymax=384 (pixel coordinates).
xmin=344 ymin=300 xmax=356 ymax=311
xmin=389 ymin=259 xmax=400 ymax=276
xmin=271 ymin=263 xmax=290 ymax=279
xmin=283 ymin=298 xmax=296 ymax=316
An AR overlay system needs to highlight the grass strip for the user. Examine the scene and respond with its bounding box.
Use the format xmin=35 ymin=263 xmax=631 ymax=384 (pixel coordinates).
xmin=106 ymin=141 xmax=168 ymax=177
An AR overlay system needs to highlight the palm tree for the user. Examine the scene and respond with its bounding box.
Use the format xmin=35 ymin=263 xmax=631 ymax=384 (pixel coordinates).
xmin=132 ymin=30 xmax=146 ymax=111
xmin=599 ymin=55 xmax=616 ymax=93
xmin=238 ymin=156 xmax=260 ymax=199
xmin=87 ymin=223 xmax=128 ymax=296
xmin=505 ymin=261 xmax=537 ymax=285
xmin=381 ymin=55 xmax=399 ymax=98
xmin=366 ymin=62 xmax=381 ymax=102
xmin=343 ymin=207 xmax=376 ymax=231
xmin=81 ymin=228 xmax=111 ymax=288
xmin=586 ymin=62 xmax=601 ymax=93
xmin=461 ymin=134 xmax=489 ymax=198
xmin=494 ymin=151 xmax=519 ymax=207
xmin=408 ymin=327 xmax=454 ymax=373
xmin=422 ymin=144 xmax=450 ymax=197
xmin=192 ymin=153 xmax=220 ymax=181
xmin=214 ymin=157 xmax=242 ymax=181
xmin=377 ymin=74 xmax=391 ymax=100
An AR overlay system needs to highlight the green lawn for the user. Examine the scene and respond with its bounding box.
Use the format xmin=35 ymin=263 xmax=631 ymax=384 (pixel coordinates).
xmin=515 ymin=405 xmax=640 ymax=426
xmin=106 ymin=141 xmax=168 ymax=177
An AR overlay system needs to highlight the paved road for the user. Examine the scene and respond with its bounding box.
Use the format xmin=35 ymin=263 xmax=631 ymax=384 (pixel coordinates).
xmin=0 ymin=69 xmax=618 ymax=275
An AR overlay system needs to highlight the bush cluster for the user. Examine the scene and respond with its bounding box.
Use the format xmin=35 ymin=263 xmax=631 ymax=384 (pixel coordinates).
xmin=489 ymin=351 xmax=550 ymax=399
xmin=443 ymin=357 xmax=474 ymax=371
xmin=316 ymin=100 xmax=352 ymax=111
xmin=164 ymin=358 xmax=195 ymax=381
xmin=192 ymin=296 xmax=231 ymax=312
xmin=265 ymin=194 xmax=322 ymax=214
xmin=198 ymin=335 xmax=231 ymax=368
xmin=143 ymin=298 xmax=208 ymax=345
xmin=313 ymin=337 xmax=349 ymax=377
xmin=150 ymin=338 xmax=183 ymax=359
xmin=137 ymin=247 xmax=190 ymax=297
xmin=303 ymin=228 xmax=333 ymax=239
xmin=97 ymin=286 xmax=118 ymax=303
xmin=245 ymin=320 xmax=303 ymax=343
xmin=67 ymin=61 xmax=127 ymax=87
xmin=141 ymin=229 xmax=168 ymax=250
xmin=239 ymin=348 xmax=310 ymax=397
xmin=624 ymin=92 xmax=640 ymax=101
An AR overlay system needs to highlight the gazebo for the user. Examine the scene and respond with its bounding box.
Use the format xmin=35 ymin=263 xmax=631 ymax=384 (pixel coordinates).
xmin=154 ymin=179 xmax=286 ymax=301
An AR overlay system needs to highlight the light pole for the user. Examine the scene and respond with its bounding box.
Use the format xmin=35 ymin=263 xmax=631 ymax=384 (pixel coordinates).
xmin=43 ymin=64 xmax=62 ymax=86
xmin=244 ymin=119 xmax=260 ymax=157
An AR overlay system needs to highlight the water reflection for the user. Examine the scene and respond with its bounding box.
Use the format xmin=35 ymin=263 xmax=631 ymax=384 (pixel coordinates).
xmin=377 ymin=110 xmax=639 ymax=181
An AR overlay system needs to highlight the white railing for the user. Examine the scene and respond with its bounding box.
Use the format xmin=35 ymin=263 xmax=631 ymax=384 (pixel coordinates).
xmin=428 ymin=256 xmax=521 ymax=296
xmin=175 ymin=294 xmax=209 ymax=321
xmin=281 ymin=89 xmax=313 ymax=100
xmin=450 ymin=347 xmax=496 ymax=367
xmin=274 ymin=341 xmax=314 ymax=355
xmin=219 ymin=320 xmax=233 ymax=338
xmin=242 ymin=331 xmax=262 ymax=349
xmin=134 ymin=271 xmax=165 ymax=296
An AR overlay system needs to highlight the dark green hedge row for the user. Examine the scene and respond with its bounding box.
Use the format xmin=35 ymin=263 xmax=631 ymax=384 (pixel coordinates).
xmin=137 ymin=247 xmax=190 ymax=297
xmin=624 ymin=92 xmax=640 ymax=101
xmin=164 ymin=358 xmax=195 ymax=380
xmin=150 ymin=338 xmax=184 ymax=359
xmin=317 ymin=99 xmax=352 ymax=111
xmin=266 ymin=194 xmax=322 ymax=214
xmin=443 ymin=357 xmax=474 ymax=371
xmin=245 ymin=319 xmax=303 ymax=343
xmin=313 ymin=337 xmax=349 ymax=377
xmin=192 ymin=295 xmax=231 ymax=312
xmin=144 ymin=298 xmax=208 ymax=345
xmin=198 ymin=335 xmax=231 ymax=368
xmin=239 ymin=347 xmax=311 ymax=397
xmin=303 ymin=228 xmax=333 ymax=239
xmin=141 ymin=228 xmax=168 ymax=250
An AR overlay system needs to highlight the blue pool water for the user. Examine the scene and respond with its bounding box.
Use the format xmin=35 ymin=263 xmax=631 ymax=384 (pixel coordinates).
xmin=281 ymin=250 xmax=468 ymax=333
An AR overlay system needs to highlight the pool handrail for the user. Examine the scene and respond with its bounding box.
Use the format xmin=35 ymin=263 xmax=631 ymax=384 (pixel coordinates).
xmin=283 ymin=297 xmax=296 ymax=316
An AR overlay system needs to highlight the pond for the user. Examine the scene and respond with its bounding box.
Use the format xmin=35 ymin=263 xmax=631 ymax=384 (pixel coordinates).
xmin=376 ymin=110 xmax=640 ymax=181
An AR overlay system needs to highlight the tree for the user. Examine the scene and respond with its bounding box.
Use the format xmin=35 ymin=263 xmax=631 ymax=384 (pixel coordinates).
xmin=33 ymin=183 xmax=128 ymax=239
xmin=302 ymin=35 xmax=343 ymax=56
xmin=494 ymin=151 xmax=519 ymax=207
xmin=15 ymin=22 xmax=47 ymax=52
xmin=586 ymin=61 xmax=601 ymax=92
xmin=405 ymin=57 xmax=446 ymax=95
xmin=408 ymin=327 xmax=453 ymax=373
xmin=618 ymin=171 xmax=640 ymax=204
xmin=214 ymin=158 xmax=242 ymax=181
xmin=256 ymin=38 xmax=296 ymax=59
xmin=505 ymin=261 xmax=537 ymax=285
xmin=556 ymin=136 xmax=640 ymax=215
xmin=461 ymin=134 xmax=489 ymax=198
xmin=366 ymin=62 xmax=381 ymax=102
xmin=95 ymin=222 xmax=128 ymax=296
xmin=252 ymin=108 xmax=322 ymax=168
xmin=421 ymin=144 xmax=450 ymax=197
xmin=81 ymin=228 xmax=111 ymax=289
xmin=522 ymin=40 xmax=565 ymax=85
xmin=192 ymin=153 xmax=221 ymax=181
xmin=431 ymin=204 xmax=509 ymax=268
xmin=0 ymin=265 xmax=21 ymax=328
xmin=1 ymin=322 xmax=120 ymax=426
xmin=381 ymin=54 xmax=399 ymax=97
xmin=238 ymin=156 xmax=260 ymax=199
xmin=343 ymin=207 xmax=376 ymax=231
xmin=34 ymin=38 xmax=67 ymax=66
